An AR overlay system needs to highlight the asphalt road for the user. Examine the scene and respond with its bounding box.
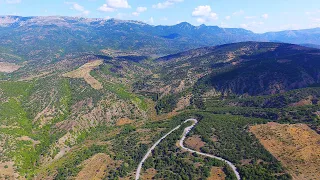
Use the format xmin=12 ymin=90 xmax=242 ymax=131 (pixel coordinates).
xmin=135 ymin=118 xmax=241 ymax=180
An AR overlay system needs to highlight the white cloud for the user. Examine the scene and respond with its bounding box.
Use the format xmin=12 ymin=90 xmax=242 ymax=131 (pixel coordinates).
xmin=65 ymin=2 xmax=90 ymax=16
xmin=240 ymin=21 xmax=264 ymax=29
xmin=261 ymin=14 xmax=269 ymax=19
xmin=196 ymin=18 xmax=206 ymax=24
xmin=73 ymin=3 xmax=85 ymax=11
xmin=106 ymin=0 xmax=130 ymax=8
xmin=132 ymin=6 xmax=147 ymax=16
xmin=6 ymin=0 xmax=21 ymax=3
xmin=98 ymin=4 xmax=115 ymax=12
xmin=98 ymin=0 xmax=131 ymax=13
xmin=137 ymin=7 xmax=147 ymax=13
xmin=152 ymin=0 xmax=183 ymax=9
xmin=225 ymin=16 xmax=231 ymax=20
xmin=132 ymin=12 xmax=139 ymax=16
xmin=192 ymin=5 xmax=218 ymax=23
xmin=233 ymin=10 xmax=244 ymax=16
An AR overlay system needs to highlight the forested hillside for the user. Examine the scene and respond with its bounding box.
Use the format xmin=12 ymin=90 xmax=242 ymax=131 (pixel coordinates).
xmin=1 ymin=41 xmax=320 ymax=179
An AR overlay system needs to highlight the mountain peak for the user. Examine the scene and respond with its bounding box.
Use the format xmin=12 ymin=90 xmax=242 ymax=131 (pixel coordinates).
xmin=106 ymin=18 xmax=149 ymax=26
xmin=175 ymin=22 xmax=194 ymax=29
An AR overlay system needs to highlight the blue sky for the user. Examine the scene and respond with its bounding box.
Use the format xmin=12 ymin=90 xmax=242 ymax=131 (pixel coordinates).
xmin=0 ymin=0 xmax=320 ymax=33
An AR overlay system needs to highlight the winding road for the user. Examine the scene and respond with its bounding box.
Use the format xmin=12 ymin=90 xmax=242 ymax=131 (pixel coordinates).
xmin=135 ymin=119 xmax=241 ymax=180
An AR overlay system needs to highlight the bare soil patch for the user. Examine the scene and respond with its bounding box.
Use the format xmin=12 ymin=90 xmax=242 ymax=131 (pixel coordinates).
xmin=116 ymin=117 xmax=133 ymax=126
xmin=289 ymin=96 xmax=313 ymax=107
xmin=185 ymin=135 xmax=205 ymax=151
xmin=63 ymin=60 xmax=103 ymax=90
xmin=207 ymin=167 xmax=226 ymax=180
xmin=0 ymin=161 xmax=23 ymax=180
xmin=250 ymin=122 xmax=320 ymax=180
xmin=0 ymin=62 xmax=21 ymax=73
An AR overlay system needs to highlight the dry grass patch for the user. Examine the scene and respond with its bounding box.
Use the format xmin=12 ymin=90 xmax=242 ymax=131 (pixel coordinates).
xmin=185 ymin=135 xmax=205 ymax=151
xmin=63 ymin=60 xmax=103 ymax=90
xmin=0 ymin=62 xmax=21 ymax=73
xmin=76 ymin=153 xmax=121 ymax=180
xmin=207 ymin=167 xmax=226 ymax=180
xmin=250 ymin=122 xmax=320 ymax=180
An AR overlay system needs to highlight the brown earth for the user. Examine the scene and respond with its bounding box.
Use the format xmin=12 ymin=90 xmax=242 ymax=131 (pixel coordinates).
xmin=250 ymin=122 xmax=320 ymax=180
xmin=185 ymin=135 xmax=205 ymax=151
xmin=76 ymin=153 xmax=120 ymax=180
xmin=226 ymin=52 xmax=236 ymax=62
xmin=174 ymin=95 xmax=192 ymax=112
xmin=63 ymin=60 xmax=103 ymax=90
xmin=289 ymin=96 xmax=313 ymax=107
xmin=0 ymin=62 xmax=21 ymax=73
xmin=141 ymin=168 xmax=157 ymax=180
xmin=207 ymin=167 xmax=226 ymax=180
xmin=0 ymin=161 xmax=23 ymax=180
xmin=116 ymin=117 xmax=133 ymax=126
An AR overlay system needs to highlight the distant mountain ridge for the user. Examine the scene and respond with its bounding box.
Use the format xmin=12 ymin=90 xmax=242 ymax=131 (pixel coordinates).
xmin=0 ymin=15 xmax=320 ymax=64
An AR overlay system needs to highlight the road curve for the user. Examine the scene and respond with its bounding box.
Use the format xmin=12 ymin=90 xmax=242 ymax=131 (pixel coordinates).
xmin=135 ymin=124 xmax=181 ymax=180
xmin=179 ymin=119 xmax=241 ymax=180
xmin=135 ymin=119 xmax=241 ymax=180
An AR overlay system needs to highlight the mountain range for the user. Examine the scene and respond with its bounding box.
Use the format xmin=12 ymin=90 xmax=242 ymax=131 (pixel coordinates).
xmin=0 ymin=15 xmax=320 ymax=65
